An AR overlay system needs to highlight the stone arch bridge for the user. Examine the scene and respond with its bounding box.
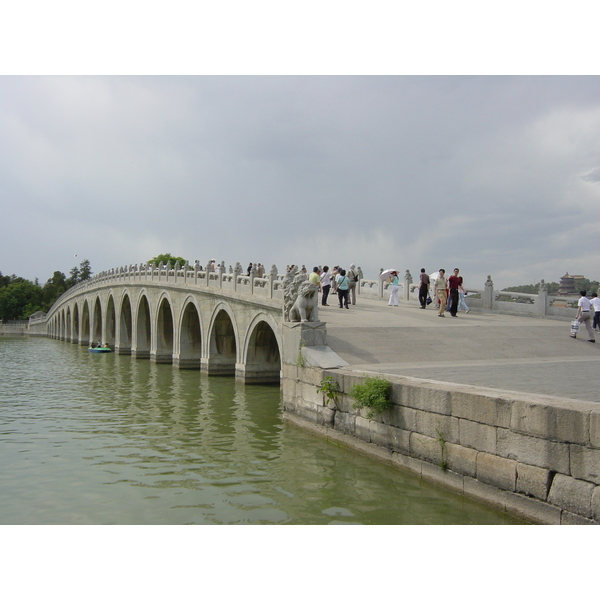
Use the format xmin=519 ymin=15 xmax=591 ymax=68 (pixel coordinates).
xmin=35 ymin=263 xmax=303 ymax=383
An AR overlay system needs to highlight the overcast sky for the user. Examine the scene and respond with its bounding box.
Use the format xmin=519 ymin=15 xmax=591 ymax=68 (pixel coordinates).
xmin=1 ymin=75 xmax=600 ymax=290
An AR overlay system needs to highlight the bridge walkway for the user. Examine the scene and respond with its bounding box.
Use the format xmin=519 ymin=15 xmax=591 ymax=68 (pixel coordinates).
xmin=321 ymin=296 xmax=600 ymax=404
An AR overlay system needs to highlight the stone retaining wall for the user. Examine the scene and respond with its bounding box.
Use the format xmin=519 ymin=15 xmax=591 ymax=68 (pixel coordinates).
xmin=281 ymin=363 xmax=600 ymax=524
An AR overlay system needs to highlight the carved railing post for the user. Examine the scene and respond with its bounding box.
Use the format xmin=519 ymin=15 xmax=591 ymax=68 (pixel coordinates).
xmin=250 ymin=263 xmax=257 ymax=295
xmin=537 ymin=279 xmax=548 ymax=316
xmin=218 ymin=261 xmax=225 ymax=288
xmin=269 ymin=264 xmax=278 ymax=299
xmin=379 ymin=268 xmax=384 ymax=298
xmin=234 ymin=262 xmax=242 ymax=292
xmin=483 ymin=275 xmax=494 ymax=310
xmin=403 ymin=269 xmax=413 ymax=301
xmin=205 ymin=261 xmax=212 ymax=286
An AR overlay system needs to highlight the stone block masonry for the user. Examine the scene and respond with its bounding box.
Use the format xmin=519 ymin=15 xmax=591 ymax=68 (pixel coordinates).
xmin=282 ymin=365 xmax=600 ymax=524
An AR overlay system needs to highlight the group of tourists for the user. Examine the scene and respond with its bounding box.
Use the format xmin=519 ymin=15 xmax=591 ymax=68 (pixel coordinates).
xmin=306 ymin=264 xmax=360 ymax=310
xmin=305 ymin=263 xmax=471 ymax=316
xmin=246 ymin=263 xmax=265 ymax=277
xmin=386 ymin=267 xmax=469 ymax=318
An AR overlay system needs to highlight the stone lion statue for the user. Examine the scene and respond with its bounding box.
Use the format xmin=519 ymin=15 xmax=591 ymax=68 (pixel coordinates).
xmin=287 ymin=280 xmax=319 ymax=322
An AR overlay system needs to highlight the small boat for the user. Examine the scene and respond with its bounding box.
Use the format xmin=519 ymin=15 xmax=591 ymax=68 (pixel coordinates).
xmin=88 ymin=346 xmax=113 ymax=353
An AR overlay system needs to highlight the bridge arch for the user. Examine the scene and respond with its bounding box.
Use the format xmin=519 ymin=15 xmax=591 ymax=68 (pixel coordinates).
xmin=66 ymin=307 xmax=72 ymax=342
xmin=72 ymin=303 xmax=80 ymax=344
xmin=133 ymin=293 xmax=152 ymax=359
xmin=106 ymin=294 xmax=116 ymax=348
xmin=91 ymin=296 xmax=102 ymax=346
xmin=205 ymin=303 xmax=239 ymax=376
xmin=117 ymin=292 xmax=133 ymax=355
xmin=176 ymin=296 xmax=203 ymax=369
xmin=239 ymin=312 xmax=281 ymax=383
xmin=81 ymin=300 xmax=90 ymax=346
xmin=155 ymin=293 xmax=175 ymax=364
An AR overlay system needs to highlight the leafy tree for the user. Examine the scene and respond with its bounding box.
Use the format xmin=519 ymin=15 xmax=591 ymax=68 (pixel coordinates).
xmin=0 ymin=280 xmax=44 ymax=321
xmin=148 ymin=253 xmax=188 ymax=267
xmin=42 ymin=271 xmax=68 ymax=307
xmin=79 ymin=259 xmax=92 ymax=281
xmin=0 ymin=272 xmax=11 ymax=288
xmin=66 ymin=265 xmax=80 ymax=288
xmin=0 ymin=260 xmax=93 ymax=321
xmin=65 ymin=259 xmax=92 ymax=288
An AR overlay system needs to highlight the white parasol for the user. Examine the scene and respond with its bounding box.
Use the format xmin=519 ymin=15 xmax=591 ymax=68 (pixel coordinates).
xmin=380 ymin=269 xmax=399 ymax=281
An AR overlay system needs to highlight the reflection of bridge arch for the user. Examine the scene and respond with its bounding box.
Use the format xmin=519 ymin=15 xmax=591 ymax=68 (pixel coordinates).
xmin=42 ymin=276 xmax=286 ymax=383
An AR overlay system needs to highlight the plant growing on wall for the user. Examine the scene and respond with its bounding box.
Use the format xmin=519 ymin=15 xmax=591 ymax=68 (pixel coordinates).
xmin=318 ymin=376 xmax=339 ymax=405
xmin=350 ymin=377 xmax=392 ymax=419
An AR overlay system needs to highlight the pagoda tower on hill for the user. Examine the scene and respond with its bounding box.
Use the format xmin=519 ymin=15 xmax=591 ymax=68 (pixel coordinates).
xmin=557 ymin=273 xmax=576 ymax=296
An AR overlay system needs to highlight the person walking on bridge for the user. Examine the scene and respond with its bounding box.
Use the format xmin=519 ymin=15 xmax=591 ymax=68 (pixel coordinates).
xmin=575 ymin=290 xmax=595 ymax=342
xmin=336 ymin=269 xmax=350 ymax=309
xmin=347 ymin=264 xmax=359 ymax=305
xmin=320 ymin=266 xmax=332 ymax=306
xmin=309 ymin=267 xmax=321 ymax=287
xmin=434 ymin=269 xmax=447 ymax=317
xmin=448 ymin=268 xmax=462 ymax=317
xmin=387 ymin=271 xmax=400 ymax=306
xmin=418 ymin=268 xmax=430 ymax=309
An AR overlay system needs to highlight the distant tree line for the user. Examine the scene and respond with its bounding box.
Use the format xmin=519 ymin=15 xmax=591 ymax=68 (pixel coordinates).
xmin=502 ymin=279 xmax=600 ymax=295
xmin=0 ymin=259 xmax=92 ymax=322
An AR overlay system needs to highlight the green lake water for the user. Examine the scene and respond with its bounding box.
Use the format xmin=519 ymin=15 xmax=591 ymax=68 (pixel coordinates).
xmin=0 ymin=336 xmax=526 ymax=524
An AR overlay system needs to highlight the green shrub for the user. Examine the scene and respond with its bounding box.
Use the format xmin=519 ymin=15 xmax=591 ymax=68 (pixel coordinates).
xmin=350 ymin=377 xmax=392 ymax=419
xmin=318 ymin=376 xmax=338 ymax=405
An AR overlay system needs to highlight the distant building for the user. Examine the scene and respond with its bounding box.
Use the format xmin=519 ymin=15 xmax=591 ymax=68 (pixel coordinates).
xmin=557 ymin=273 xmax=577 ymax=296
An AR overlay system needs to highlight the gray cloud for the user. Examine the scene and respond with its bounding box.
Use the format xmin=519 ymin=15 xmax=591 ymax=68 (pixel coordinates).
xmin=2 ymin=76 xmax=600 ymax=289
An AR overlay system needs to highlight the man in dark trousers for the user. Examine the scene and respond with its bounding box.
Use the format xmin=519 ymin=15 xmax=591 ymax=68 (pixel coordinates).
xmin=448 ymin=268 xmax=463 ymax=317
xmin=418 ymin=268 xmax=430 ymax=309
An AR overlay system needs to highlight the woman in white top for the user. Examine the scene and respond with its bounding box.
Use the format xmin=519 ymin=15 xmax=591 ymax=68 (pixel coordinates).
xmin=388 ymin=272 xmax=399 ymax=306
xmin=320 ymin=266 xmax=332 ymax=306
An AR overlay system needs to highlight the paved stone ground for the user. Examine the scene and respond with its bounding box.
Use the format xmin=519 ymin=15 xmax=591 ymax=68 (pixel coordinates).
xmin=320 ymin=295 xmax=600 ymax=403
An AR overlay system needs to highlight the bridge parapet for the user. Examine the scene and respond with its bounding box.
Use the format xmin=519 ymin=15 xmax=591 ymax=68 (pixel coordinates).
xmin=51 ymin=262 xmax=287 ymax=309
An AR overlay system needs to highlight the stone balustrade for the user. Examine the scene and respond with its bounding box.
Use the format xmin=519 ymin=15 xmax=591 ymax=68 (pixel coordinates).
xmin=22 ymin=261 xmax=591 ymax=333
xmin=51 ymin=261 xmax=287 ymax=310
xmin=357 ymin=272 xmax=584 ymax=319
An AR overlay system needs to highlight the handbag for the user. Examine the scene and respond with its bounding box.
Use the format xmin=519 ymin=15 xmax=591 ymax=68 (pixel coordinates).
xmin=426 ymin=295 xmax=432 ymax=305
xmin=570 ymin=320 xmax=580 ymax=338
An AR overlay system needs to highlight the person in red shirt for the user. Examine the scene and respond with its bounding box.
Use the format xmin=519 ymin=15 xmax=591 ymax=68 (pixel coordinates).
xmin=448 ymin=268 xmax=463 ymax=317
